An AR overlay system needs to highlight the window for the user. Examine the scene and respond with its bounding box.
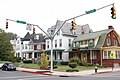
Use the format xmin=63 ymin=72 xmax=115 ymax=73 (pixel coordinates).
xmin=108 ymin=51 xmax=111 ymax=59
xmin=22 ymin=44 xmax=24 ymax=50
xmin=76 ymin=42 xmax=80 ymax=47
xmin=93 ymin=52 xmax=97 ymax=59
xmin=114 ymin=40 xmax=118 ymax=46
xmin=103 ymin=51 xmax=112 ymax=59
xmin=81 ymin=41 xmax=83 ymax=45
xmin=89 ymin=39 xmax=94 ymax=43
xmin=104 ymin=50 xmax=120 ymax=59
xmin=55 ymin=40 xmax=57 ymax=47
xmin=68 ymin=39 xmax=71 ymax=47
xmin=104 ymin=51 xmax=107 ymax=59
xmin=59 ymin=39 xmax=62 ymax=47
xmin=47 ymin=41 xmax=49 ymax=49
xmin=115 ymin=51 xmax=120 ymax=59
xmin=16 ymin=45 xmax=20 ymax=50
xmin=25 ymin=44 xmax=27 ymax=49
xmin=106 ymin=38 xmax=111 ymax=46
xmin=84 ymin=40 xmax=87 ymax=45
xmin=73 ymin=43 xmax=75 ymax=47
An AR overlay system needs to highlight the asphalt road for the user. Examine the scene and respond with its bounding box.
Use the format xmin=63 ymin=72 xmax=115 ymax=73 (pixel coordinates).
xmin=0 ymin=69 xmax=120 ymax=80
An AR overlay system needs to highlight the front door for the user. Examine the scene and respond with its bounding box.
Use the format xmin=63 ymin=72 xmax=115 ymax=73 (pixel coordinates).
xmin=81 ymin=53 xmax=87 ymax=62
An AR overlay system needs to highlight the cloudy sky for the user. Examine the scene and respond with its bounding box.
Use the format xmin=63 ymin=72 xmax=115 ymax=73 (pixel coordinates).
xmin=0 ymin=0 xmax=120 ymax=37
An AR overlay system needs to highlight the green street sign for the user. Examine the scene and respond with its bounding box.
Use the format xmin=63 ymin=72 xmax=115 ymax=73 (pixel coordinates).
xmin=85 ymin=9 xmax=96 ymax=14
xmin=16 ymin=20 xmax=26 ymax=24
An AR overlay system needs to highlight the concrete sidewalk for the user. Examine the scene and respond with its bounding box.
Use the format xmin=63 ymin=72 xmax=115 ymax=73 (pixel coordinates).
xmin=16 ymin=67 xmax=120 ymax=77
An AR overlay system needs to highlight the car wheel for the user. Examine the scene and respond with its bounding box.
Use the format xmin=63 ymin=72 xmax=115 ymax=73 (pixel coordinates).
xmin=5 ymin=68 xmax=8 ymax=71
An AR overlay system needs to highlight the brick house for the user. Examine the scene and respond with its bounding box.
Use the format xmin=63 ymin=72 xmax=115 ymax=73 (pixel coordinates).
xmin=69 ymin=26 xmax=120 ymax=67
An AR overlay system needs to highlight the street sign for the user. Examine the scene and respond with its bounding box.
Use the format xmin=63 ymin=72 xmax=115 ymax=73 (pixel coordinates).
xmin=85 ymin=9 xmax=96 ymax=14
xmin=16 ymin=20 xmax=26 ymax=24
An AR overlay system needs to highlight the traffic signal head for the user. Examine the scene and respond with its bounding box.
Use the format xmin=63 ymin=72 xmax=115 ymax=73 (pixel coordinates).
xmin=111 ymin=7 xmax=116 ymax=19
xmin=33 ymin=27 xmax=35 ymax=34
xmin=71 ymin=19 xmax=76 ymax=30
xmin=6 ymin=19 xmax=8 ymax=29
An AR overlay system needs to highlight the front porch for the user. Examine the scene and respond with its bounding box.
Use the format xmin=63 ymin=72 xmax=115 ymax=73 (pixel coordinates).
xmin=69 ymin=49 xmax=102 ymax=65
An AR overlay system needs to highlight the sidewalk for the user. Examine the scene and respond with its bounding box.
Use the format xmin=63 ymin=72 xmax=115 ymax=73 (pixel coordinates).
xmin=16 ymin=67 xmax=120 ymax=77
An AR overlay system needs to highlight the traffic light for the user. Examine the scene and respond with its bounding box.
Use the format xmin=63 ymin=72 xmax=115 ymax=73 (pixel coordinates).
xmin=33 ymin=27 xmax=35 ymax=34
xmin=6 ymin=19 xmax=8 ymax=29
xmin=111 ymin=7 xmax=116 ymax=19
xmin=71 ymin=19 xmax=76 ymax=30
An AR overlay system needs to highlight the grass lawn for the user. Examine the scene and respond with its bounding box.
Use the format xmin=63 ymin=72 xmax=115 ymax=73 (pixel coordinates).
xmin=54 ymin=65 xmax=95 ymax=71
xmin=14 ymin=62 xmax=98 ymax=71
xmin=14 ymin=62 xmax=40 ymax=69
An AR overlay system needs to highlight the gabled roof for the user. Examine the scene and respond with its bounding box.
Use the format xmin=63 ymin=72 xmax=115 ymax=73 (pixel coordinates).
xmin=73 ymin=29 xmax=112 ymax=42
xmin=47 ymin=20 xmax=92 ymax=36
xmin=22 ymin=32 xmax=45 ymax=43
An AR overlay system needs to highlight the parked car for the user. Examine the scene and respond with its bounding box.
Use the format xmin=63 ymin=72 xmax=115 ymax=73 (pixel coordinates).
xmin=1 ymin=63 xmax=16 ymax=71
xmin=0 ymin=61 xmax=4 ymax=69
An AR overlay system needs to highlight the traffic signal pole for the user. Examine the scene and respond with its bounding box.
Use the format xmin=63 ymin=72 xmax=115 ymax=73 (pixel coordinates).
xmin=7 ymin=3 xmax=115 ymax=73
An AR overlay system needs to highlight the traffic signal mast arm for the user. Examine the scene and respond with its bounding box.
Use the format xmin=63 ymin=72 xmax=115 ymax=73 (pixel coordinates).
xmin=6 ymin=3 xmax=115 ymax=38
xmin=53 ymin=3 xmax=115 ymax=38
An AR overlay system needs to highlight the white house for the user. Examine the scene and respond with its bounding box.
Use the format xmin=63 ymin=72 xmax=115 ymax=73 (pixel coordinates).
xmin=45 ymin=20 xmax=92 ymax=62
xmin=15 ymin=32 xmax=45 ymax=63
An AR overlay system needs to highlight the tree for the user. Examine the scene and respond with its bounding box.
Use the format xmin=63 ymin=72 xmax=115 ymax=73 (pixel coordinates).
xmin=38 ymin=52 xmax=49 ymax=69
xmin=0 ymin=28 xmax=14 ymax=61
xmin=7 ymin=32 xmax=17 ymax=41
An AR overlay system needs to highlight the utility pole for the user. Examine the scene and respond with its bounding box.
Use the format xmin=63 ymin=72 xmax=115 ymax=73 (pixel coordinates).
xmin=6 ymin=3 xmax=115 ymax=73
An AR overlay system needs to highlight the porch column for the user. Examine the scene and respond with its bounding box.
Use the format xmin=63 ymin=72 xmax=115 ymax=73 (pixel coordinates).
xmin=100 ymin=50 xmax=103 ymax=66
xmin=90 ymin=50 xmax=92 ymax=64
xmin=32 ymin=51 xmax=35 ymax=63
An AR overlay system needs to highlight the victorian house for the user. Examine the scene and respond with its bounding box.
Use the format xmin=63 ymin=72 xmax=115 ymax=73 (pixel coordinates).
xmin=45 ymin=20 xmax=92 ymax=63
xmin=15 ymin=32 xmax=45 ymax=63
xmin=70 ymin=26 xmax=120 ymax=67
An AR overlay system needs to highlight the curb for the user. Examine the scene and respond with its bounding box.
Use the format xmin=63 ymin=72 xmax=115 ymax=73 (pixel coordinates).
xmin=18 ymin=70 xmax=52 ymax=76
xmin=91 ymin=71 xmax=112 ymax=75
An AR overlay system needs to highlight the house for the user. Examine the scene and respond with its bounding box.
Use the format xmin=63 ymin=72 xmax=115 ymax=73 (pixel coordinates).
xmin=15 ymin=32 xmax=45 ymax=63
xmin=70 ymin=26 xmax=120 ymax=67
xmin=45 ymin=20 xmax=92 ymax=63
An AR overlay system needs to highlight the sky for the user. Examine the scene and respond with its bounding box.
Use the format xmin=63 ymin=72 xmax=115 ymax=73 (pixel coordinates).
xmin=0 ymin=0 xmax=120 ymax=38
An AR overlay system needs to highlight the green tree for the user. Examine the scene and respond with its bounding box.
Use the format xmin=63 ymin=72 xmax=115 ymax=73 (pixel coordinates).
xmin=0 ymin=28 xmax=14 ymax=61
xmin=7 ymin=32 xmax=17 ymax=41
xmin=38 ymin=52 xmax=49 ymax=69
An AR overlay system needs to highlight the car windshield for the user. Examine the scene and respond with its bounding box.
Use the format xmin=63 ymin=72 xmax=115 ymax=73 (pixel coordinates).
xmin=8 ymin=63 xmax=15 ymax=67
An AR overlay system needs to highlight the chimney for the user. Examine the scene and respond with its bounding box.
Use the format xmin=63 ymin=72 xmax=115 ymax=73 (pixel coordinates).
xmin=108 ymin=25 xmax=114 ymax=29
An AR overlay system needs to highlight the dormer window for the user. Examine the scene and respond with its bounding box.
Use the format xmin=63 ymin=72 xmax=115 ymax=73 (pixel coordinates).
xmin=89 ymin=39 xmax=94 ymax=43
xmin=106 ymin=38 xmax=111 ymax=46
xmin=114 ymin=40 xmax=118 ymax=46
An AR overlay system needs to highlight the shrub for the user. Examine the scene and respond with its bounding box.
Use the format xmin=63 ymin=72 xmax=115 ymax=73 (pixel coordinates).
xmin=49 ymin=61 xmax=58 ymax=66
xmin=68 ymin=62 xmax=77 ymax=69
xmin=66 ymin=69 xmax=79 ymax=72
xmin=87 ymin=63 xmax=93 ymax=66
xmin=70 ymin=57 xmax=80 ymax=64
xmin=38 ymin=53 xmax=49 ymax=69
xmin=23 ymin=60 xmax=32 ymax=63
xmin=60 ymin=61 xmax=69 ymax=65
xmin=15 ymin=57 xmax=21 ymax=62
xmin=79 ymin=62 xmax=87 ymax=66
